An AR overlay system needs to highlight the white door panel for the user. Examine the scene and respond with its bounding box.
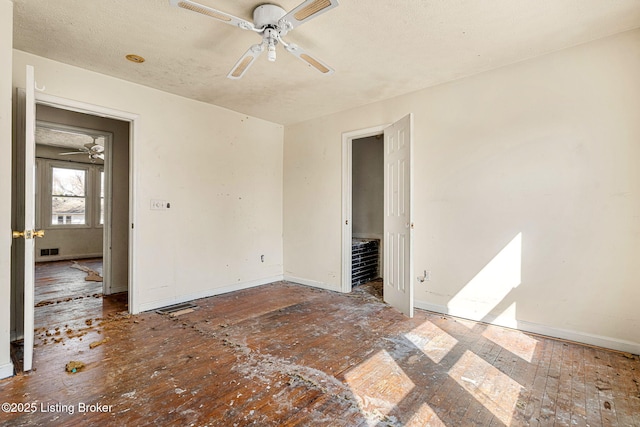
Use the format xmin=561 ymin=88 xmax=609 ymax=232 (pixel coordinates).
xmin=14 ymin=65 xmax=37 ymax=371
xmin=383 ymin=114 xmax=413 ymax=317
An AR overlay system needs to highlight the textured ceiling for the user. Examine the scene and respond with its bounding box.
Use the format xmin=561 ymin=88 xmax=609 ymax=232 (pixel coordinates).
xmin=35 ymin=127 xmax=106 ymax=150
xmin=12 ymin=0 xmax=640 ymax=125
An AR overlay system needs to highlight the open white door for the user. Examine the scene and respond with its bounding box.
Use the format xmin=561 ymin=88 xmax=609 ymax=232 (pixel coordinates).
xmin=12 ymin=65 xmax=38 ymax=371
xmin=383 ymin=114 xmax=414 ymax=317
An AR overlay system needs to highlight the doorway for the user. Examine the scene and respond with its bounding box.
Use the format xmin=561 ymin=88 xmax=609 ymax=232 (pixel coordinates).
xmin=10 ymin=82 xmax=136 ymax=372
xmin=32 ymin=121 xmax=114 ymax=340
xmin=341 ymin=115 xmax=414 ymax=317
xmin=351 ymin=134 xmax=384 ymax=290
xmin=35 ymin=105 xmax=130 ymax=296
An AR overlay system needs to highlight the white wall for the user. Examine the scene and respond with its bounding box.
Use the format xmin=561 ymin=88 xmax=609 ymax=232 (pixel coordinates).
xmin=352 ymin=136 xmax=383 ymax=240
xmin=13 ymin=50 xmax=284 ymax=313
xmin=284 ymin=29 xmax=640 ymax=353
xmin=0 ymin=0 xmax=14 ymax=379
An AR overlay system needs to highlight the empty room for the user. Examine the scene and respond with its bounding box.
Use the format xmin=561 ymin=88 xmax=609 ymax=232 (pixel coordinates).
xmin=1 ymin=0 xmax=639 ymax=425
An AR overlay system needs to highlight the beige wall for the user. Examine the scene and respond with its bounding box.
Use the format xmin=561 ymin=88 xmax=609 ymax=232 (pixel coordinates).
xmin=284 ymin=29 xmax=640 ymax=352
xmin=13 ymin=50 xmax=284 ymax=313
xmin=0 ymin=0 xmax=14 ymax=379
xmin=352 ymin=136 xmax=383 ymax=240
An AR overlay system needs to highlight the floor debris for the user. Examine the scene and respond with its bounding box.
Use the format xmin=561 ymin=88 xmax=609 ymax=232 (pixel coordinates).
xmin=85 ymin=271 xmax=103 ymax=282
xmin=65 ymin=361 xmax=85 ymax=373
xmin=169 ymin=308 xmax=195 ymax=317
xmin=70 ymin=261 xmax=103 ymax=282
xmin=89 ymin=337 xmax=110 ymax=349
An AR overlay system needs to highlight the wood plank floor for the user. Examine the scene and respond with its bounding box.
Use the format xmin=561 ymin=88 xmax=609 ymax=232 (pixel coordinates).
xmin=1 ymin=263 xmax=639 ymax=426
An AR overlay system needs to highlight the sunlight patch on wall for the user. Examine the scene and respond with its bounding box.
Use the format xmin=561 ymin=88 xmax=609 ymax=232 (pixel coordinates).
xmin=344 ymin=349 xmax=415 ymax=420
xmin=404 ymin=321 xmax=458 ymax=364
xmin=449 ymin=350 xmax=523 ymax=426
xmin=448 ymin=233 xmax=522 ymax=321
xmin=482 ymin=304 xmax=539 ymax=363
xmin=491 ymin=301 xmax=519 ymax=329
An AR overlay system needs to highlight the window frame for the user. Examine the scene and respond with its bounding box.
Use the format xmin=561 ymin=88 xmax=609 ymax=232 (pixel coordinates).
xmin=46 ymin=161 xmax=92 ymax=230
xmin=96 ymin=167 xmax=105 ymax=227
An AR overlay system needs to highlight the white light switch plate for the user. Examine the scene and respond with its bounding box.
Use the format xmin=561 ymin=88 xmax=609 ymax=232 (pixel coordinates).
xmin=150 ymin=199 xmax=168 ymax=210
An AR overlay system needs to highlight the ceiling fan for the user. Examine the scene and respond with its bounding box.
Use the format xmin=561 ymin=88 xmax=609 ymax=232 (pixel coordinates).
xmin=169 ymin=0 xmax=339 ymax=79
xmin=59 ymin=138 xmax=104 ymax=161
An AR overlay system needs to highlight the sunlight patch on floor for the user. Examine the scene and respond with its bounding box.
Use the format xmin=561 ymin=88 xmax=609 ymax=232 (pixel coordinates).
xmin=344 ymin=349 xmax=415 ymax=421
xmin=405 ymin=403 xmax=446 ymax=426
xmin=448 ymin=350 xmax=523 ymax=426
xmin=481 ymin=315 xmax=539 ymax=363
xmin=450 ymin=317 xmax=478 ymax=329
xmin=404 ymin=321 xmax=458 ymax=364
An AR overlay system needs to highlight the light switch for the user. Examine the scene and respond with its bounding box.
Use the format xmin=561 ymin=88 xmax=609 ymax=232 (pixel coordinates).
xmin=150 ymin=199 xmax=168 ymax=210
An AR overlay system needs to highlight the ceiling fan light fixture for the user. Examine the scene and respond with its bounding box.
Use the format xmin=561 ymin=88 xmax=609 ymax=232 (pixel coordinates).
xmin=267 ymin=43 xmax=276 ymax=62
xmin=169 ymin=0 xmax=339 ymax=79
xmin=294 ymin=0 xmax=332 ymax=21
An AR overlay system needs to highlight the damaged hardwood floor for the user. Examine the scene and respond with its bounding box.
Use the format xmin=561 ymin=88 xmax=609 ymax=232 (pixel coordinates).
xmin=1 ymin=264 xmax=639 ymax=426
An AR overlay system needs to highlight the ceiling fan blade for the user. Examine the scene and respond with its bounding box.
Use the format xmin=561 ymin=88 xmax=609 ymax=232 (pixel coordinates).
xmin=59 ymin=152 xmax=84 ymax=156
xmin=227 ymin=44 xmax=265 ymax=79
xmin=281 ymin=0 xmax=339 ymax=30
xmin=169 ymin=0 xmax=255 ymax=31
xmin=284 ymin=43 xmax=334 ymax=75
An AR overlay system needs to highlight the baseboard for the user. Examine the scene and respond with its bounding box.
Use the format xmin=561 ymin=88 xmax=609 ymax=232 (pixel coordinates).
xmin=0 ymin=362 xmax=14 ymax=380
xmin=138 ymin=275 xmax=284 ymax=313
xmin=108 ymin=286 xmax=127 ymax=295
xmin=415 ymin=300 xmax=640 ymax=355
xmin=283 ymin=275 xmax=341 ymax=293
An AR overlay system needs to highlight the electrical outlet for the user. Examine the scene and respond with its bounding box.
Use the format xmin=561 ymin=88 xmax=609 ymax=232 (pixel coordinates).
xmin=418 ymin=270 xmax=431 ymax=282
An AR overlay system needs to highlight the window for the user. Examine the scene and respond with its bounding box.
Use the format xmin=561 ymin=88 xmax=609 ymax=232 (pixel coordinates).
xmin=39 ymin=156 xmax=106 ymax=231
xmin=51 ymin=166 xmax=87 ymax=226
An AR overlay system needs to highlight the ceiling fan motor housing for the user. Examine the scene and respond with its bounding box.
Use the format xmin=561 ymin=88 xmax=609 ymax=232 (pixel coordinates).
xmin=253 ymin=4 xmax=287 ymax=30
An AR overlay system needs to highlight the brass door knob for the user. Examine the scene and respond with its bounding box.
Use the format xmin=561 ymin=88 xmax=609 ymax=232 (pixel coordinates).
xmin=11 ymin=230 xmax=45 ymax=239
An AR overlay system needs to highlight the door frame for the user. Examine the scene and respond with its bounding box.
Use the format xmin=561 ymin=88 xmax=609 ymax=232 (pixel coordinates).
xmin=33 ymin=92 xmax=139 ymax=314
xmin=341 ymin=124 xmax=388 ymax=293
